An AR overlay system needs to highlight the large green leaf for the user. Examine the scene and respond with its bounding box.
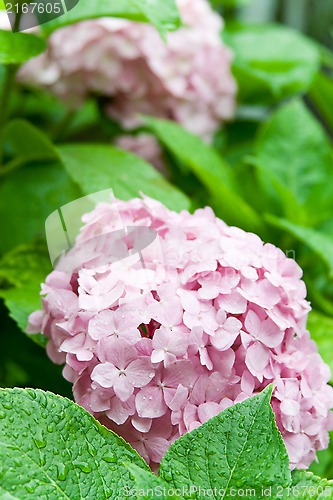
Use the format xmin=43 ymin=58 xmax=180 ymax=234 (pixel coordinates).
xmin=251 ymin=100 xmax=333 ymax=224
xmin=266 ymin=215 xmax=333 ymax=279
xmin=307 ymin=311 xmax=333 ymax=380
xmin=0 ymin=30 xmax=46 ymax=65
xmin=57 ymin=143 xmax=190 ymax=212
xmin=127 ymin=464 xmax=183 ymax=499
xmin=159 ymin=386 xmax=291 ymax=497
xmin=143 ymin=116 xmax=263 ymax=232
xmin=42 ymin=0 xmax=181 ymax=37
xmin=223 ymin=24 xmax=320 ymax=103
xmin=0 ymin=388 xmax=149 ymax=499
xmin=0 ymin=162 xmax=82 ymax=254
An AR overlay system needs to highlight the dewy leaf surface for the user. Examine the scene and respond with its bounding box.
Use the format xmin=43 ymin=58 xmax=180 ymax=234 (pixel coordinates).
xmin=289 ymin=470 xmax=333 ymax=499
xmin=126 ymin=463 xmax=184 ymax=499
xmin=0 ymin=388 xmax=149 ymax=499
xmin=159 ymin=386 xmax=291 ymax=499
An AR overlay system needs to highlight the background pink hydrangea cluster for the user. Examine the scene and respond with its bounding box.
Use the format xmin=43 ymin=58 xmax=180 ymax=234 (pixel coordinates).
xmin=28 ymin=196 xmax=333 ymax=470
xmin=19 ymin=0 xmax=236 ymax=143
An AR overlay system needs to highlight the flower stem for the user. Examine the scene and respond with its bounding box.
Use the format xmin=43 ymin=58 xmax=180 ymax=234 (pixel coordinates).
xmin=0 ymin=64 xmax=18 ymax=167
xmin=0 ymin=8 xmax=23 ymax=166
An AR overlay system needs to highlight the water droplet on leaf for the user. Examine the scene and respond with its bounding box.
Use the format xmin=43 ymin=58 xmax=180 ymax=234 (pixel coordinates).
xmin=57 ymin=463 xmax=69 ymax=481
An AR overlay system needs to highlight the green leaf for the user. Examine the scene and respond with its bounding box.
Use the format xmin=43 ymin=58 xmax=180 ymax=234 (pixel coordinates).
xmin=0 ymin=30 xmax=46 ymax=65
xmin=309 ymin=72 xmax=333 ymax=134
xmin=0 ymin=287 xmax=47 ymax=346
xmin=142 ymin=116 xmax=263 ymax=232
xmin=0 ymin=242 xmax=50 ymax=289
xmin=307 ymin=311 xmax=333 ymax=380
xmin=126 ymin=463 xmax=183 ymax=499
xmin=4 ymin=119 xmax=57 ymax=161
xmin=251 ymin=100 xmax=333 ymax=224
xmin=0 ymin=162 xmax=82 ymax=254
xmin=265 ymin=215 xmax=333 ymax=279
xmin=130 ymin=0 xmax=181 ymax=38
xmin=159 ymin=386 xmax=291 ymax=497
xmin=42 ymin=0 xmax=181 ymax=37
xmin=223 ymin=24 xmax=320 ymax=103
xmin=0 ymin=388 xmax=149 ymax=499
xmin=0 ymin=243 xmax=51 ymax=343
xmin=290 ymin=470 xmax=333 ymax=499
xmin=57 ymin=143 xmax=190 ymax=212
xmin=211 ymin=0 xmax=250 ymax=6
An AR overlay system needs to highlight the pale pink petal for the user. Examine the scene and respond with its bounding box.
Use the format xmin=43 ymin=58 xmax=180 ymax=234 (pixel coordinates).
xmin=198 ymin=402 xmax=221 ymax=423
xmin=91 ymin=362 xmax=118 ymax=388
xmin=259 ymin=318 xmax=284 ymax=348
xmin=218 ymin=291 xmax=247 ymax=314
xmin=88 ymin=310 xmax=115 ymax=340
xmin=245 ymin=343 xmax=270 ymax=380
xmin=281 ymin=399 xmax=300 ymax=417
xmin=135 ymin=386 xmax=167 ymax=418
xmin=98 ymin=337 xmax=137 ymax=367
xmin=126 ymin=358 xmax=155 ymax=387
xmin=131 ymin=415 xmax=152 ymax=433
xmin=114 ymin=376 xmax=134 ymax=402
xmin=167 ymin=384 xmax=188 ymax=412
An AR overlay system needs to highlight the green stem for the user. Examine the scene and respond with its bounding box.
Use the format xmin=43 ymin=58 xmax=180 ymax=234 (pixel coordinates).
xmin=13 ymin=8 xmax=22 ymax=32
xmin=0 ymin=7 xmax=23 ymax=166
xmin=0 ymin=65 xmax=18 ymax=166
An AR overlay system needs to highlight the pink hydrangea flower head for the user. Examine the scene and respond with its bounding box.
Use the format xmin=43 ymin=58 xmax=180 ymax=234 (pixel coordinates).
xmin=19 ymin=0 xmax=236 ymax=142
xmin=28 ymin=195 xmax=333 ymax=470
